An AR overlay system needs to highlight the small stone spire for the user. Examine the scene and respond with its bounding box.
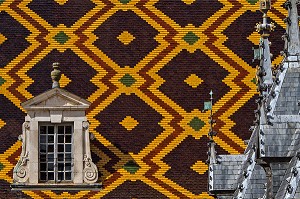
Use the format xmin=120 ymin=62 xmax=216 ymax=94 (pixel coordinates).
xmin=51 ymin=62 xmax=61 ymax=88
xmin=283 ymin=0 xmax=300 ymax=56
xmin=206 ymin=90 xmax=218 ymax=164
xmin=252 ymin=1 xmax=275 ymax=132
xmin=255 ymin=0 xmax=275 ymax=96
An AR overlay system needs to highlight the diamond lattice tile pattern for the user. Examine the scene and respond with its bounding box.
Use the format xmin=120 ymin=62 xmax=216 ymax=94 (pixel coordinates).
xmin=0 ymin=0 xmax=287 ymax=198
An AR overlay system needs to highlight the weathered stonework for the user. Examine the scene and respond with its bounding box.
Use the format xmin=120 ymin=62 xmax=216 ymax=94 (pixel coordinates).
xmin=11 ymin=87 xmax=101 ymax=190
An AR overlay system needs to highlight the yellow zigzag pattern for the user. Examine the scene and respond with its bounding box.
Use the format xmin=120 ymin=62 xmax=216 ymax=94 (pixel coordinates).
xmin=0 ymin=0 xmax=287 ymax=198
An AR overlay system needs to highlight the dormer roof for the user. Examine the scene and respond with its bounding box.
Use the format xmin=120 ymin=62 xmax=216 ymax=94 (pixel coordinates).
xmin=21 ymin=87 xmax=91 ymax=111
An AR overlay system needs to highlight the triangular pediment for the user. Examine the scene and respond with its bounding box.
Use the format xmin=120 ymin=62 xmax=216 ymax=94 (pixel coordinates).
xmin=21 ymin=88 xmax=90 ymax=110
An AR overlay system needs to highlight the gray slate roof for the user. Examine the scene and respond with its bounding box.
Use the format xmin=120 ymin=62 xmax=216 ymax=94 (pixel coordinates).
xmin=262 ymin=122 xmax=300 ymax=157
xmin=273 ymin=67 xmax=300 ymax=115
xmin=211 ymin=155 xmax=245 ymax=191
xmin=244 ymin=165 xmax=266 ymax=199
xmin=208 ymin=1 xmax=300 ymax=198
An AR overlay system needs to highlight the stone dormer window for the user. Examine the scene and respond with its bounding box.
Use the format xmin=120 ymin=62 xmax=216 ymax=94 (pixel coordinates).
xmin=11 ymin=63 xmax=101 ymax=190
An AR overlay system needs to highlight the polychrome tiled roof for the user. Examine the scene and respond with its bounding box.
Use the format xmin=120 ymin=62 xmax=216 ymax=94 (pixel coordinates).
xmin=0 ymin=0 xmax=287 ymax=198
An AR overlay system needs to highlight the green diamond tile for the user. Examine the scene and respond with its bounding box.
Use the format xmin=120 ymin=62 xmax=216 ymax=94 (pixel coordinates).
xmin=247 ymin=0 xmax=259 ymax=5
xmin=0 ymin=162 xmax=4 ymax=171
xmin=251 ymin=78 xmax=256 ymax=84
xmin=120 ymin=0 xmax=131 ymax=4
xmin=189 ymin=117 xmax=205 ymax=131
xmin=0 ymin=76 xmax=6 ymax=86
xmin=183 ymin=32 xmax=199 ymax=45
xmin=119 ymin=74 xmax=136 ymax=87
xmin=53 ymin=31 xmax=70 ymax=44
xmin=123 ymin=160 xmax=140 ymax=174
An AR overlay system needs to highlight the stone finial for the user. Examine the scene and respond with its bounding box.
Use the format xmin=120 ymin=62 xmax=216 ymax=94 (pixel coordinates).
xmin=259 ymin=0 xmax=271 ymax=13
xmin=256 ymin=0 xmax=275 ymax=38
xmin=51 ymin=62 xmax=61 ymax=88
xmin=254 ymin=0 xmax=274 ymax=96
xmin=206 ymin=90 xmax=218 ymax=165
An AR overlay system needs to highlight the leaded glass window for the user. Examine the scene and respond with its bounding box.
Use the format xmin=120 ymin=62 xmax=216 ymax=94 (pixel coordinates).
xmin=39 ymin=124 xmax=73 ymax=182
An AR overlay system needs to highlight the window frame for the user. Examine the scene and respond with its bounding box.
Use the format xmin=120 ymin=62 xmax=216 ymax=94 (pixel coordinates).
xmin=38 ymin=123 xmax=74 ymax=183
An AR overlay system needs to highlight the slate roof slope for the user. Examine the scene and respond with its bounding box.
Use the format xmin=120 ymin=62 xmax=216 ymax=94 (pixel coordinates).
xmin=210 ymin=155 xmax=245 ymax=192
xmin=210 ymin=161 xmax=267 ymax=198
xmin=208 ymin=0 xmax=300 ymax=198
xmin=263 ymin=121 xmax=300 ymax=157
xmin=273 ymin=67 xmax=300 ymax=115
xmin=275 ymin=155 xmax=300 ymax=198
xmin=232 ymin=142 xmax=257 ymax=198
xmin=270 ymin=162 xmax=289 ymax=196
xmin=244 ymin=165 xmax=266 ymax=199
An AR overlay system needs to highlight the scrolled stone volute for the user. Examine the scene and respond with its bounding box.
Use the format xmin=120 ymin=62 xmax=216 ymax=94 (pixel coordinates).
xmin=13 ymin=122 xmax=30 ymax=183
xmin=82 ymin=121 xmax=98 ymax=183
xmin=83 ymin=154 xmax=98 ymax=183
